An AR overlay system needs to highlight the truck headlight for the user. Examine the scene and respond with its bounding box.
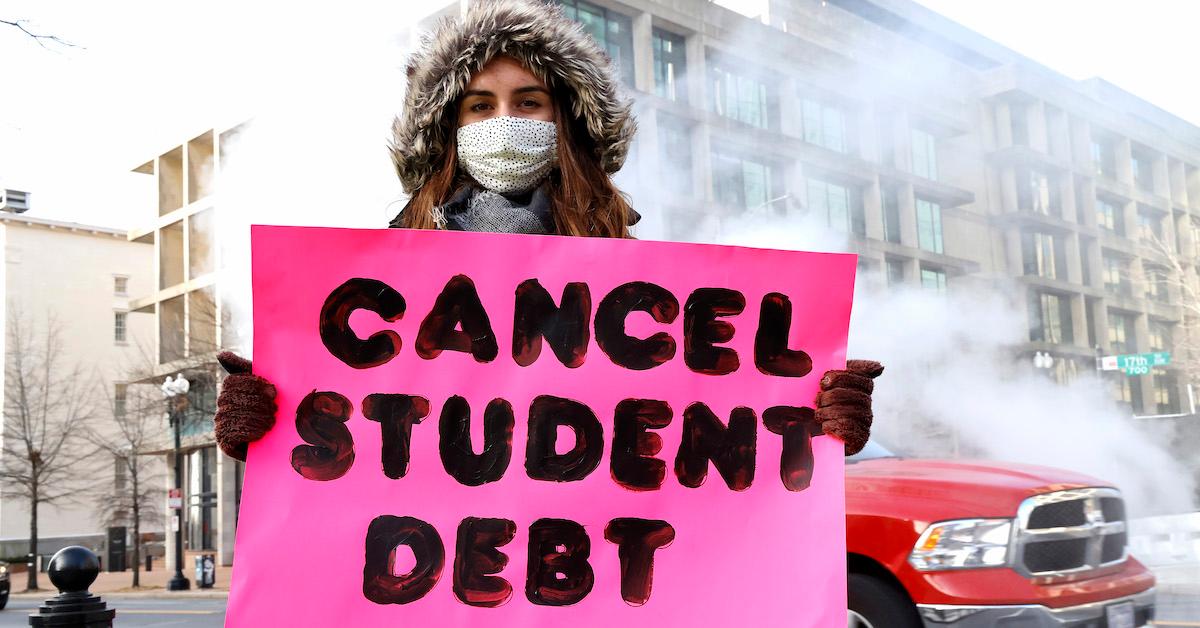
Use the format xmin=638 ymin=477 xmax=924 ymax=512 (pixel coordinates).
xmin=908 ymin=518 xmax=1013 ymax=571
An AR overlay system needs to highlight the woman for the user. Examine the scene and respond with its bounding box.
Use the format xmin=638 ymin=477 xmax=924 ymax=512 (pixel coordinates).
xmin=214 ymin=0 xmax=882 ymax=460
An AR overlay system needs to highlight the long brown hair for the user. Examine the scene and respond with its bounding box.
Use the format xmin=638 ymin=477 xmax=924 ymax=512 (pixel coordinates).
xmin=397 ymin=90 xmax=634 ymax=238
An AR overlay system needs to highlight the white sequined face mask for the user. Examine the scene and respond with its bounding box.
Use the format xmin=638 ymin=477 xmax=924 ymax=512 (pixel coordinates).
xmin=456 ymin=116 xmax=558 ymax=195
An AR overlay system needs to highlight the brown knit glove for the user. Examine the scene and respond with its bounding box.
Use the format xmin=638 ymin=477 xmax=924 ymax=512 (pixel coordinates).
xmin=215 ymin=352 xmax=278 ymax=461
xmin=814 ymin=359 xmax=884 ymax=456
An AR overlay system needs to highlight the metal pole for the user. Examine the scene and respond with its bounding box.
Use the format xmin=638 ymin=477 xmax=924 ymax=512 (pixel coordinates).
xmin=167 ymin=404 xmax=190 ymax=591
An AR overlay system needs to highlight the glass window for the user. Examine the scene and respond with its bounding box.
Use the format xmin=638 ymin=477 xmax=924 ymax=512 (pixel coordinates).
xmin=159 ymin=296 xmax=185 ymax=364
xmin=1132 ymin=152 xmax=1154 ymax=191
xmin=708 ymin=54 xmax=771 ymax=129
xmin=807 ymin=177 xmax=864 ymax=236
xmin=114 ymin=275 xmax=128 ymax=296
xmin=916 ymin=198 xmax=943 ymax=254
xmin=188 ymin=208 xmax=215 ymax=279
xmin=712 ymin=149 xmax=773 ymax=211
xmin=1018 ymin=169 xmax=1058 ymax=215
xmin=801 ymin=99 xmax=848 ymax=153
xmin=1154 ymin=371 xmax=1179 ymax=414
xmin=1027 ymin=291 xmax=1073 ymax=343
xmin=114 ymin=383 xmax=127 ymax=417
xmin=114 ymin=311 xmax=127 ymax=344
xmin=1113 ymin=376 xmax=1143 ymax=409
xmin=1021 ymin=231 xmax=1064 ymax=279
xmin=886 ymin=258 xmax=905 ymax=286
xmin=1144 ymin=266 xmax=1169 ymax=303
xmin=652 ymin=28 xmax=686 ymax=102
xmin=1010 ymin=103 xmax=1029 ymax=147
xmin=1137 ymin=207 xmax=1163 ymax=243
xmin=186 ymin=447 xmax=217 ymax=551
xmin=1102 ymin=254 xmax=1129 ymax=296
xmin=559 ymin=0 xmax=634 ymax=85
xmin=911 ymin=128 xmax=938 ymax=180
xmin=920 ymin=265 xmax=947 ymax=293
xmin=159 ymin=220 xmax=184 ymax=289
xmin=881 ymin=187 xmax=901 ymax=243
xmin=1096 ymin=197 xmax=1123 ymax=235
xmin=1091 ymin=136 xmax=1116 ymax=179
xmin=1149 ymin=320 xmax=1171 ymax=352
xmin=657 ymin=115 xmax=693 ymax=197
xmin=1107 ymin=311 xmax=1135 ymax=354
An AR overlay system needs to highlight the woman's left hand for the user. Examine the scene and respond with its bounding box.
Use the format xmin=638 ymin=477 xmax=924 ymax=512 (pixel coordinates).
xmin=814 ymin=360 xmax=884 ymax=456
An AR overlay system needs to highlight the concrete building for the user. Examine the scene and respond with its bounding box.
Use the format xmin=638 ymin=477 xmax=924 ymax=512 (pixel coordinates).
xmin=124 ymin=0 xmax=1200 ymax=564
xmin=125 ymin=126 xmax=247 ymax=568
xmin=0 ymin=195 xmax=156 ymax=557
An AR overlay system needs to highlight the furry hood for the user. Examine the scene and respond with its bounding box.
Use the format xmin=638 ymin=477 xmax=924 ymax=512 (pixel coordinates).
xmin=390 ymin=0 xmax=637 ymax=194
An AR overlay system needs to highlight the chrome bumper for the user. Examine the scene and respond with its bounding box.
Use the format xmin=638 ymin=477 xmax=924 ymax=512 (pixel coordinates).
xmin=918 ymin=587 xmax=1154 ymax=627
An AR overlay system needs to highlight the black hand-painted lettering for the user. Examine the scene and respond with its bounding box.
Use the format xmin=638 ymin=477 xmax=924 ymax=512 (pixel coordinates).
xmin=604 ymin=519 xmax=675 ymax=606
xmin=611 ymin=399 xmax=672 ymax=491
xmin=362 ymin=394 xmax=430 ymax=480
xmin=513 ymin=279 xmax=591 ymax=368
xmin=453 ymin=517 xmax=516 ymax=608
xmin=525 ymin=396 xmax=603 ymax=482
xmin=439 ymin=396 xmax=514 ymax=486
xmin=683 ymin=288 xmax=745 ymax=375
xmin=362 ymin=515 xmax=444 ymax=605
xmin=319 ymin=278 xmax=406 ymax=369
xmin=674 ymin=403 xmax=756 ymax=491
xmin=595 ymin=281 xmax=679 ymax=370
xmin=415 ymin=275 xmax=498 ymax=363
xmin=291 ymin=391 xmax=355 ymax=481
xmin=754 ymin=293 xmax=813 ymax=377
xmin=762 ymin=405 xmax=822 ymax=492
xmin=526 ymin=518 xmax=594 ymax=606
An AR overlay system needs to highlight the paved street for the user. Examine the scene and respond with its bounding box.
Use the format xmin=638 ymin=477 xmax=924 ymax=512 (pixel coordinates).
xmin=0 ymin=592 xmax=1193 ymax=626
xmin=0 ymin=598 xmax=225 ymax=627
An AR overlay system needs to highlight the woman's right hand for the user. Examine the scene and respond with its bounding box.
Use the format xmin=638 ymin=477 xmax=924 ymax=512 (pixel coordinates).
xmin=214 ymin=351 xmax=278 ymax=461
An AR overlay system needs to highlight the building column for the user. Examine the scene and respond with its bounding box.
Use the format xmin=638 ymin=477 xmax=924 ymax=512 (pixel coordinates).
xmin=999 ymin=166 xmax=1018 ymax=213
xmin=631 ymin=11 xmax=654 ymax=95
xmin=215 ymin=455 xmax=240 ymax=566
xmin=1116 ymin=138 xmax=1134 ymax=186
xmin=863 ymin=179 xmax=884 ymax=241
xmin=994 ymin=102 xmax=1013 ymax=149
xmin=1070 ymin=294 xmax=1089 ymax=349
xmin=684 ymin=31 xmax=707 ymax=111
xmin=1065 ymin=233 xmax=1083 ymax=284
xmin=1028 ymin=100 xmax=1049 ymax=154
xmin=1122 ymin=199 xmax=1139 ymax=240
xmin=1085 ymin=238 xmax=1104 ymax=290
xmin=1061 ymin=176 xmax=1078 ymax=223
xmin=164 ymin=452 xmax=183 ymax=572
xmin=1133 ymin=313 xmax=1154 ymax=413
xmin=1095 ymin=304 xmax=1112 ymax=353
xmin=1004 ymin=228 xmax=1024 ymax=276
xmin=898 ymin=183 xmax=918 ymax=248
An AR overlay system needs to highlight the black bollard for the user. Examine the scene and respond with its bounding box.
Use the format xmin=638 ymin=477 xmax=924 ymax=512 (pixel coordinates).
xmin=28 ymin=546 xmax=116 ymax=627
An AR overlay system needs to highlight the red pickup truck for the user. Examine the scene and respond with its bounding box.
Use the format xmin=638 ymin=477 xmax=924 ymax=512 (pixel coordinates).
xmin=845 ymin=442 xmax=1156 ymax=627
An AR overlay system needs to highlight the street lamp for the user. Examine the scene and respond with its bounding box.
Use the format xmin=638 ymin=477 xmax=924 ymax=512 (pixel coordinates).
xmin=161 ymin=374 xmax=191 ymax=591
xmin=1033 ymin=351 xmax=1054 ymax=371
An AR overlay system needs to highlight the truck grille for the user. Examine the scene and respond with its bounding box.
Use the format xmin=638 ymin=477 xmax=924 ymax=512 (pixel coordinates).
xmin=1014 ymin=488 xmax=1127 ymax=579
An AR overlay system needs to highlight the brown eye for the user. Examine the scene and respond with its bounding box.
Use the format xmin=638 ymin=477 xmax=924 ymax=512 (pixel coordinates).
xmin=469 ymin=102 xmax=492 ymax=112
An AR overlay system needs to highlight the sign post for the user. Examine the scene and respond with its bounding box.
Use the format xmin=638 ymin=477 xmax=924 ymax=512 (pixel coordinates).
xmin=227 ymin=226 xmax=858 ymax=627
xmin=1098 ymin=352 xmax=1171 ymax=376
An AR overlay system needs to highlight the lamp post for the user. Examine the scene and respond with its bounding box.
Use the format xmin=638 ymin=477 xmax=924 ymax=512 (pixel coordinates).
xmin=161 ymin=374 xmax=191 ymax=591
xmin=1033 ymin=351 xmax=1054 ymax=372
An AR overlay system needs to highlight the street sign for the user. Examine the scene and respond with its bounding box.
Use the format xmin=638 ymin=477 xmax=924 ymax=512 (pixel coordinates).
xmin=168 ymin=488 xmax=182 ymax=510
xmin=1099 ymin=352 xmax=1170 ymax=376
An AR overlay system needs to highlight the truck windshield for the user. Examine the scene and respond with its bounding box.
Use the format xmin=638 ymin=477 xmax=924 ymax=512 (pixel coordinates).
xmin=847 ymin=441 xmax=898 ymax=463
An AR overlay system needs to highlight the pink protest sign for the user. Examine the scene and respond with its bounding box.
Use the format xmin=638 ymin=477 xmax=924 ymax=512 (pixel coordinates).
xmin=228 ymin=226 xmax=856 ymax=627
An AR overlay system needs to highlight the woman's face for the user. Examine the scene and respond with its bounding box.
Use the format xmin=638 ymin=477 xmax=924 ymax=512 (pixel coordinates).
xmin=457 ymin=56 xmax=555 ymax=127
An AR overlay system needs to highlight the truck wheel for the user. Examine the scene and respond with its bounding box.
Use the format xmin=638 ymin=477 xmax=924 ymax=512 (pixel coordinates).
xmin=847 ymin=573 xmax=921 ymax=628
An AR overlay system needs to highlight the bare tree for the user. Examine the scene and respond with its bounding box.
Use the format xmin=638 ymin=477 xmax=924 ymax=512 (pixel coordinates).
xmin=0 ymin=310 xmax=96 ymax=591
xmin=1146 ymin=233 xmax=1200 ymax=398
xmin=0 ymin=19 xmax=75 ymax=49
xmin=87 ymin=366 xmax=166 ymax=589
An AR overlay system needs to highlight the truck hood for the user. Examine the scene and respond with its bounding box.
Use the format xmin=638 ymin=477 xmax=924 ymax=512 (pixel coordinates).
xmin=846 ymin=457 xmax=1112 ymax=519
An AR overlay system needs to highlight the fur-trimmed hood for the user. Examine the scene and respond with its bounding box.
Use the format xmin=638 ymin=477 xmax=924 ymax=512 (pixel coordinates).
xmin=390 ymin=0 xmax=637 ymax=194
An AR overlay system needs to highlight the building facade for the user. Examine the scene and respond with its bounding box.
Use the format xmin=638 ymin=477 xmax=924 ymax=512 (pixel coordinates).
xmin=126 ymin=126 xmax=246 ymax=568
xmin=125 ymin=0 xmax=1200 ymax=565
xmin=0 ymin=205 xmax=156 ymax=555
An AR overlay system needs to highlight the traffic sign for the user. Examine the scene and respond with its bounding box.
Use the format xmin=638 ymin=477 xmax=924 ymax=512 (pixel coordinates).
xmin=1099 ymin=352 xmax=1170 ymax=376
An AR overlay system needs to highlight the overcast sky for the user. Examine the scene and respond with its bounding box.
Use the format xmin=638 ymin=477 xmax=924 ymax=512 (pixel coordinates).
xmin=3 ymin=1 xmax=1198 ymax=229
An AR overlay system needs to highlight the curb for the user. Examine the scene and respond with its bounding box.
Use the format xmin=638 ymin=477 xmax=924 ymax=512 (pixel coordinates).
xmin=11 ymin=590 xmax=229 ymax=600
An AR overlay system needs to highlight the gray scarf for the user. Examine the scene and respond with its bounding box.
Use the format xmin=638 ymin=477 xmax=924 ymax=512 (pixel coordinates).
xmin=432 ymin=185 xmax=555 ymax=234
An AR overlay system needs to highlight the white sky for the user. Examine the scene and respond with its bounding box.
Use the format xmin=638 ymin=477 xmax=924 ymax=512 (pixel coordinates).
xmin=3 ymin=1 xmax=1199 ymax=229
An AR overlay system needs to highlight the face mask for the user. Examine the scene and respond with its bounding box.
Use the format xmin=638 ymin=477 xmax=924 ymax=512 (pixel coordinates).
xmin=456 ymin=116 xmax=557 ymax=195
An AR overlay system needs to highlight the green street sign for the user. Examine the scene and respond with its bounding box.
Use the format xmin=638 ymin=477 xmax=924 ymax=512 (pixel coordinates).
xmin=1100 ymin=351 xmax=1171 ymax=376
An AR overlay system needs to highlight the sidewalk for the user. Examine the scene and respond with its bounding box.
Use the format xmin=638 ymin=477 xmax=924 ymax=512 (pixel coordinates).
xmin=10 ymin=562 xmax=231 ymax=599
